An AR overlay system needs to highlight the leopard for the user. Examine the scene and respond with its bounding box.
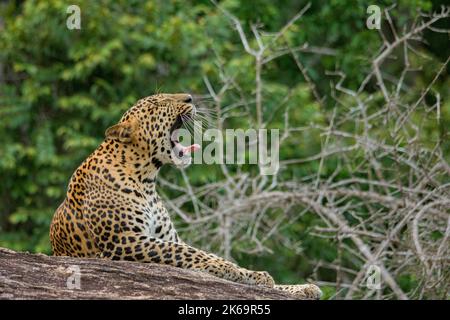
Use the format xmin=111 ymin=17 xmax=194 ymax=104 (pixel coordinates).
xmin=49 ymin=93 xmax=322 ymax=300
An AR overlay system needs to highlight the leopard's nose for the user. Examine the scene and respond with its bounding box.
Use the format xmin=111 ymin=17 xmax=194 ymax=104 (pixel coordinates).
xmin=183 ymin=95 xmax=193 ymax=103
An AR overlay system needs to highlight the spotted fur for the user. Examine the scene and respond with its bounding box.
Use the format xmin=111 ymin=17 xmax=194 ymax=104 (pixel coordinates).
xmin=49 ymin=93 xmax=321 ymax=298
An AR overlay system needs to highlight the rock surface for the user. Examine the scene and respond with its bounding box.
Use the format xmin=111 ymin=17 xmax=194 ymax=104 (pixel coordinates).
xmin=0 ymin=247 xmax=296 ymax=300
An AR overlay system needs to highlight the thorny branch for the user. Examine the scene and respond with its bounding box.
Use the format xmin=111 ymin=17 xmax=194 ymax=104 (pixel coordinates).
xmin=162 ymin=4 xmax=450 ymax=299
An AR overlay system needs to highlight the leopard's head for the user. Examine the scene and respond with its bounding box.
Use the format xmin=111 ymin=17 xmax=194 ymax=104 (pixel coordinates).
xmin=105 ymin=93 xmax=200 ymax=170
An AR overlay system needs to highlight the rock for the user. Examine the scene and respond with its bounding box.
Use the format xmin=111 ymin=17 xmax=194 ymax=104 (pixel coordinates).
xmin=0 ymin=247 xmax=296 ymax=300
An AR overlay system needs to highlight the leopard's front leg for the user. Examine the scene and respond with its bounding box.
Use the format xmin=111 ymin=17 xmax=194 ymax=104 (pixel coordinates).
xmin=94 ymin=233 xmax=274 ymax=287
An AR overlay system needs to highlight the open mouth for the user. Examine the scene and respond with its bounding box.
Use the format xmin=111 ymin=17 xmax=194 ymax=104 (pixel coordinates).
xmin=169 ymin=115 xmax=200 ymax=159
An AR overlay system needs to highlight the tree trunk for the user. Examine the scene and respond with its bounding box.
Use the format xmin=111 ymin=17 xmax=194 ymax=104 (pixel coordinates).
xmin=0 ymin=247 xmax=295 ymax=300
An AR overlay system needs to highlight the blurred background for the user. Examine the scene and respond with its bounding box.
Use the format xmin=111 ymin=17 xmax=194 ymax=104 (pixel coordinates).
xmin=0 ymin=0 xmax=449 ymax=299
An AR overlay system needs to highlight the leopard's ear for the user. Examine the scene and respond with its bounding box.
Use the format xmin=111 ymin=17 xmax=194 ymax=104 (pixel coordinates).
xmin=105 ymin=118 xmax=139 ymax=143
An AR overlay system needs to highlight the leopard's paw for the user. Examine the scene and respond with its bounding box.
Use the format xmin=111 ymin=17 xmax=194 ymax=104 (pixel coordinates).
xmin=274 ymin=284 xmax=322 ymax=300
xmin=246 ymin=270 xmax=275 ymax=287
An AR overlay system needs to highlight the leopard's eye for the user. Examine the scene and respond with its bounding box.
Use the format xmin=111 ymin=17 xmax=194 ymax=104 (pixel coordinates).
xmin=182 ymin=95 xmax=193 ymax=103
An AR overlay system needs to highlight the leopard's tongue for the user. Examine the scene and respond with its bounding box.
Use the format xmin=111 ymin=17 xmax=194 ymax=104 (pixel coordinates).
xmin=173 ymin=141 xmax=200 ymax=157
xmin=183 ymin=144 xmax=201 ymax=154
xmin=171 ymin=129 xmax=200 ymax=157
